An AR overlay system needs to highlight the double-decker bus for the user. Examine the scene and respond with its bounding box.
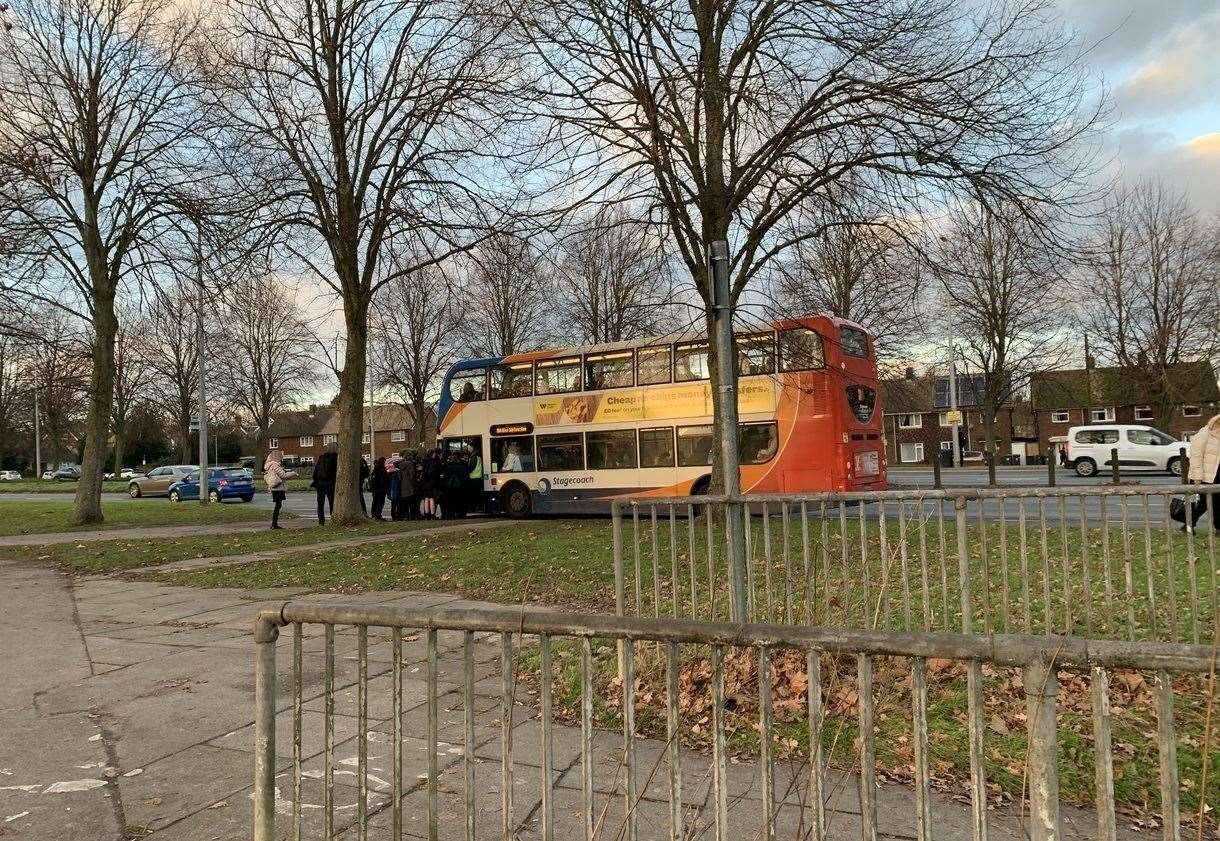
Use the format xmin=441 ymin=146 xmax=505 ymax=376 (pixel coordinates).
xmin=435 ymin=315 xmax=886 ymax=517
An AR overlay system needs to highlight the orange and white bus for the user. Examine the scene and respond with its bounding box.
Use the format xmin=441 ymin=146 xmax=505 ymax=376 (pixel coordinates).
xmin=435 ymin=315 xmax=887 ymax=517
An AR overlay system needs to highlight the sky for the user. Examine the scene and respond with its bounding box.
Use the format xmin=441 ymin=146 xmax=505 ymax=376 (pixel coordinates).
xmin=1058 ymin=0 xmax=1220 ymax=212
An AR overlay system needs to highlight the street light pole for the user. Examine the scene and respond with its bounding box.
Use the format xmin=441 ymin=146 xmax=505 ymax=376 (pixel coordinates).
xmin=948 ymin=334 xmax=962 ymax=469
xmin=195 ymin=223 xmax=209 ymax=504
xmin=33 ymin=388 xmax=41 ymax=480
xmin=709 ymin=240 xmax=747 ymax=623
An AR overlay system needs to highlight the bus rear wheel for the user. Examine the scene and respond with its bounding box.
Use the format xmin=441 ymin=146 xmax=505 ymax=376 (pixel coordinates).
xmin=501 ymin=483 xmax=532 ymax=519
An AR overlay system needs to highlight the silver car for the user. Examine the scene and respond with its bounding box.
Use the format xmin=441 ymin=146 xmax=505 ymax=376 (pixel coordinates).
xmin=127 ymin=465 xmax=197 ymax=498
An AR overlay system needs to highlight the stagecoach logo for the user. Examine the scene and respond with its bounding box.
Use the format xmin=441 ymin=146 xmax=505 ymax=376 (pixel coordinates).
xmin=846 ymin=385 xmax=876 ymax=423
xmin=537 ymin=477 xmax=594 ymax=495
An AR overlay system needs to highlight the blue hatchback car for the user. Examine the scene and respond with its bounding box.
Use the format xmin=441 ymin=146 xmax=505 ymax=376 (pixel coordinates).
xmin=167 ymin=467 xmax=256 ymax=503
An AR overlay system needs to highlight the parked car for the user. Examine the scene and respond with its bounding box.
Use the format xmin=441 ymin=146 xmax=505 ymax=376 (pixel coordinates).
xmin=41 ymin=470 xmax=55 ymax=480
xmin=52 ymin=466 xmax=81 ymax=481
xmin=961 ymin=450 xmax=985 ymax=464
xmin=0 ymin=470 xmax=22 ymax=481
xmin=1066 ymin=425 xmax=1186 ymax=477
xmin=103 ymin=472 xmax=115 ymax=480
xmin=119 ymin=468 xmax=142 ymax=479
xmin=167 ymin=467 xmax=256 ymax=503
xmin=127 ymin=465 xmax=197 ymax=498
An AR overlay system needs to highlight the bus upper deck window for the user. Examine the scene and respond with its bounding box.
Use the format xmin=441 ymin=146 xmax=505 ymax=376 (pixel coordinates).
xmin=674 ymin=342 xmax=710 ymax=382
xmin=584 ymin=351 xmax=634 ymax=391
xmin=535 ymin=357 xmax=582 ymax=394
xmin=778 ymin=328 xmax=824 ymax=371
xmin=736 ymin=333 xmax=775 ymax=376
xmin=490 ymin=363 xmax=534 ymax=399
xmin=840 ymin=326 xmax=869 ymax=358
xmin=637 ymin=346 xmax=672 ymax=385
xmin=448 ymin=369 xmax=486 ymax=402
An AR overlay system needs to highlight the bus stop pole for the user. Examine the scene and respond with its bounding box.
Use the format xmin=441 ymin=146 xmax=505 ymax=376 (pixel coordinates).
xmin=710 ymin=240 xmax=748 ymax=623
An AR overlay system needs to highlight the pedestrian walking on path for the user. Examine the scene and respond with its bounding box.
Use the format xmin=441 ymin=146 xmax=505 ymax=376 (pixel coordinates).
xmin=311 ymin=446 xmax=338 ymax=525
xmin=262 ymin=449 xmax=297 ymax=530
xmin=1188 ymin=413 xmax=1220 ymax=531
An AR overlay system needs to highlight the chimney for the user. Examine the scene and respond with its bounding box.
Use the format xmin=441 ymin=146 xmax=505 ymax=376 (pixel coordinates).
xmin=905 ymin=366 xmax=916 ymax=381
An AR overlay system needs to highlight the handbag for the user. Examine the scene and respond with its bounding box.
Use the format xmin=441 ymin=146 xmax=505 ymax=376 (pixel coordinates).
xmin=1170 ymin=494 xmax=1204 ymax=525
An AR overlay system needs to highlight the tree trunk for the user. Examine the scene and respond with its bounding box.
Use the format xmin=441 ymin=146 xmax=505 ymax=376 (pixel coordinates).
xmin=983 ymin=401 xmax=998 ymax=487
xmin=333 ymin=302 xmax=369 ymax=525
xmin=72 ymin=296 xmax=118 ymax=525
xmin=112 ymin=423 xmax=125 ymax=478
xmin=412 ymin=394 xmax=428 ymax=446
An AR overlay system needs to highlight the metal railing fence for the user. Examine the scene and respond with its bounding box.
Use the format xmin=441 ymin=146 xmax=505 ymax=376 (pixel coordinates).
xmin=612 ymin=486 xmax=1220 ymax=643
xmin=252 ymin=601 xmax=1219 ymax=841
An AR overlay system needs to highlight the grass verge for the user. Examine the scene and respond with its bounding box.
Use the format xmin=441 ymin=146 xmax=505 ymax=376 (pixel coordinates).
xmin=0 ymin=480 xmax=130 ymax=494
xmin=0 ymin=499 xmax=280 ymax=537
xmin=0 ymin=517 xmax=483 ymax=574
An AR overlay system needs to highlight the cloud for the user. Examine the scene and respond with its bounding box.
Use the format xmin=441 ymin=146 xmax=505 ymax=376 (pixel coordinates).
xmin=1057 ymin=0 xmax=1218 ymax=67
xmin=1107 ymin=129 xmax=1220 ymax=213
xmin=1110 ymin=10 xmax=1220 ymax=117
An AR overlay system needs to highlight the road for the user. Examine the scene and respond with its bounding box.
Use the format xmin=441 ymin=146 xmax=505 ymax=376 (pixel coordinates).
xmin=888 ymin=465 xmax=1182 ymax=489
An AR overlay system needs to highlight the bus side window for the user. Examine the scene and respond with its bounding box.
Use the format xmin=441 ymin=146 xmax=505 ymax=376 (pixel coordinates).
xmin=736 ymin=333 xmax=775 ymax=376
xmin=637 ymin=345 xmax=672 ymax=385
xmin=449 ymin=369 xmax=486 ymax=402
xmin=676 ymin=424 xmax=713 ymax=467
xmin=675 ymin=342 xmax=710 ymax=382
xmin=586 ymin=429 xmax=637 ymax=470
xmin=491 ymin=436 xmax=535 ymax=472
xmin=639 ymin=427 xmax=675 ymax=467
xmin=778 ymin=328 xmax=825 ymax=371
xmin=537 ymin=433 xmax=584 ymax=470
xmin=739 ymin=422 xmax=778 ymax=464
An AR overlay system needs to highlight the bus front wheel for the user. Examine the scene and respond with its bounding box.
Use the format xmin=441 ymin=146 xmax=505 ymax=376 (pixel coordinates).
xmin=501 ymin=483 xmax=532 ymax=519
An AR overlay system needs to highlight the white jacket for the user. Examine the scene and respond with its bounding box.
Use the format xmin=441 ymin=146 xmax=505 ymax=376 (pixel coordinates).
xmin=263 ymin=458 xmax=297 ymax=490
xmin=1187 ymin=414 xmax=1220 ymax=483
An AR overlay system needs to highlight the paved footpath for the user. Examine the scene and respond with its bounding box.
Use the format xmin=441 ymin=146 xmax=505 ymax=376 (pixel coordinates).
xmin=1 ymin=552 xmax=1133 ymax=840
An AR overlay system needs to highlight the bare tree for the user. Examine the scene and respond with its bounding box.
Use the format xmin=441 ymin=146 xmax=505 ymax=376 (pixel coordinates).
xmin=209 ymin=0 xmax=523 ymax=523
xmin=935 ymin=204 xmax=1069 ymax=483
xmin=461 ymin=233 xmax=553 ymax=356
xmin=1082 ymin=182 xmax=1220 ymax=419
xmin=370 ymin=263 xmax=459 ymax=445
xmin=555 ymin=206 xmax=678 ymax=345
xmin=768 ymin=204 xmax=927 ymax=366
xmin=146 ymin=287 xmax=200 ymax=462
xmin=0 ymin=0 xmax=204 ymax=522
xmin=19 ymin=313 xmax=89 ymax=468
xmin=519 ymin=0 xmax=1100 ymax=488
xmin=212 ymin=273 xmax=316 ymax=456
xmin=111 ymin=313 xmax=159 ymax=475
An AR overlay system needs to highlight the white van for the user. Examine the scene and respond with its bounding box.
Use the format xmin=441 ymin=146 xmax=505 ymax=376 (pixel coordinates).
xmin=1065 ymin=425 xmax=1187 ymax=477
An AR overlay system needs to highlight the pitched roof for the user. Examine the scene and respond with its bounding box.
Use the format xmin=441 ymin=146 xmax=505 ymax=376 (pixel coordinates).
xmin=1030 ymin=362 xmax=1220 ymax=410
xmin=881 ymin=376 xmax=937 ymax=414
xmin=266 ymin=407 xmax=335 ymax=438
xmin=319 ymin=403 xmax=437 ymax=435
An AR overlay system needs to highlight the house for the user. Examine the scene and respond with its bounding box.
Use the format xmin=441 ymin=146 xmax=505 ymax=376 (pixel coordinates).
xmin=1030 ymin=361 xmax=1220 ymax=453
xmin=253 ymin=403 xmax=438 ymax=469
xmin=881 ymin=369 xmax=1040 ymax=465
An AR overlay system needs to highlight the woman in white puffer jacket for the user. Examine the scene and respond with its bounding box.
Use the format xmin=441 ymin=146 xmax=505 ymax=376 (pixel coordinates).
xmin=1187 ymin=413 xmax=1220 ymax=531
xmin=263 ymin=449 xmax=298 ymax=530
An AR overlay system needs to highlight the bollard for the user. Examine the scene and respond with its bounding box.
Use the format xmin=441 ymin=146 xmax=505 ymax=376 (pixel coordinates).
xmin=1110 ymin=447 xmax=1120 ymax=484
xmin=1047 ymin=453 xmax=1056 ymax=487
xmin=253 ymin=617 xmax=280 ymax=841
xmin=1024 ymin=658 xmax=1063 ymax=841
xmin=1179 ymin=446 xmax=1189 ymax=480
xmin=932 ymin=457 xmax=942 ymax=490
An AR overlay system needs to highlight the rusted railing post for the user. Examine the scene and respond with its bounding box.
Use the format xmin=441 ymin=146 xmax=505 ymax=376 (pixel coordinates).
xmin=1111 ymin=447 xmax=1120 ymax=484
xmin=253 ymin=614 xmax=280 ymax=841
xmin=933 ymin=457 xmax=942 ymax=490
xmin=1047 ymin=453 xmax=1056 ymax=487
xmin=1024 ymin=657 xmax=1062 ymax=841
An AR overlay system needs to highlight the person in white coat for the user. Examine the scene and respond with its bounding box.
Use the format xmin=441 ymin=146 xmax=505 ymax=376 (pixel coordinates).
xmin=1187 ymin=413 xmax=1220 ymax=531
xmin=263 ymin=449 xmax=298 ymax=530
